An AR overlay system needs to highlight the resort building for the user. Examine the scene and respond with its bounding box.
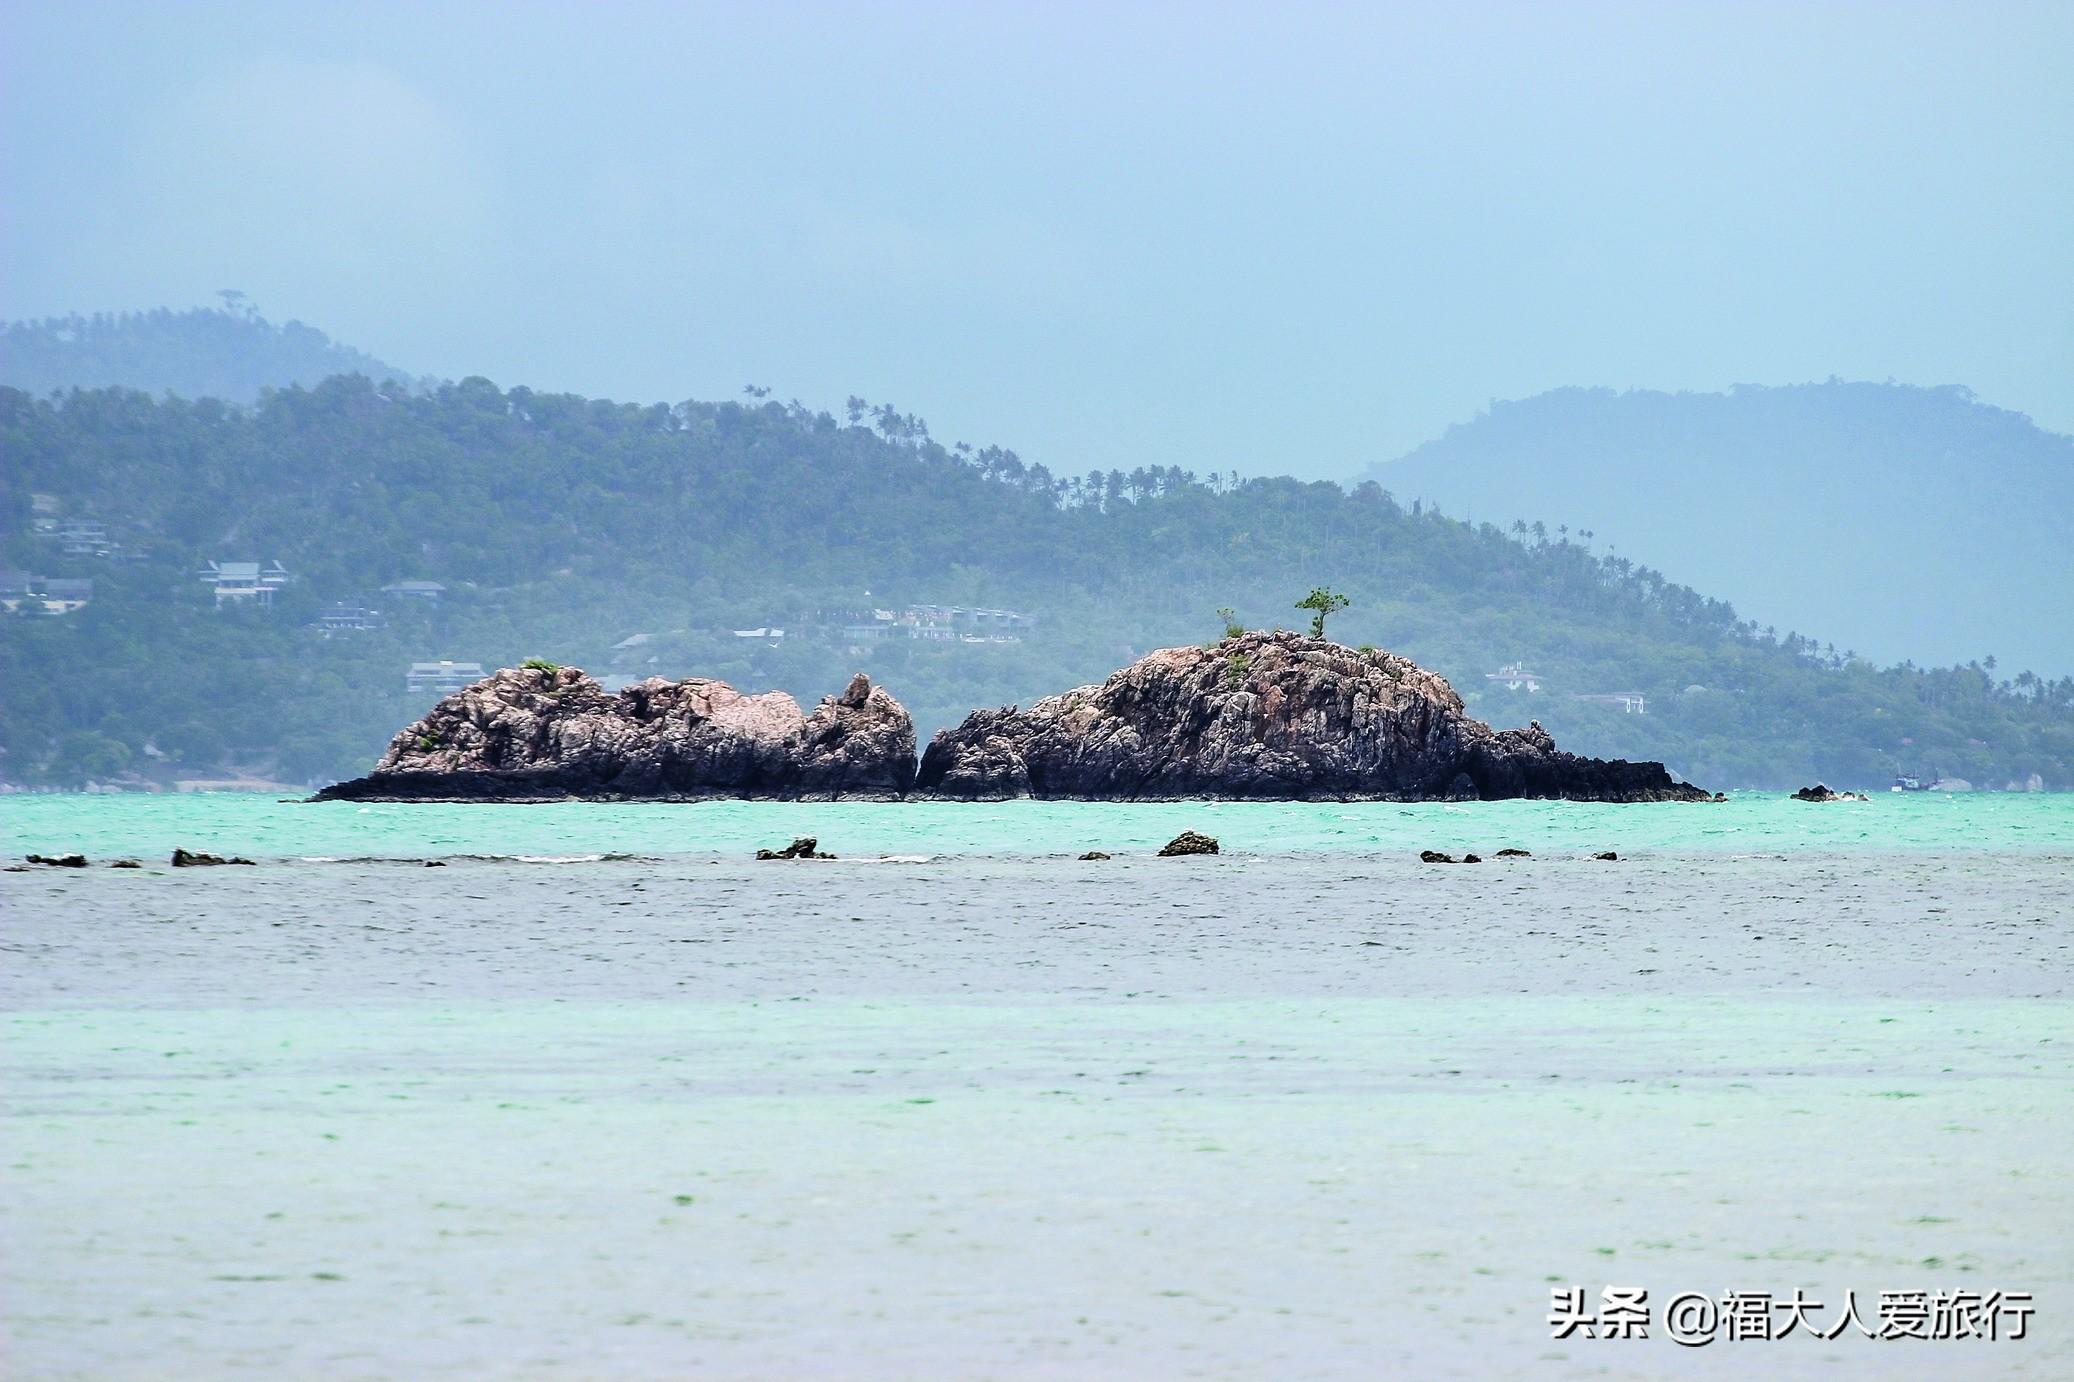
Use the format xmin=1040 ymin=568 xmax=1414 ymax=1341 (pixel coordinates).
xmin=315 ymin=603 xmax=385 ymax=634
xmin=381 ymin=580 xmax=447 ymax=604
xmin=1574 ymin=691 xmax=1648 ymax=714
xmin=199 ymin=560 xmax=293 ymax=607
xmin=885 ymin=604 xmax=1035 ymax=643
xmin=54 ymin=520 xmax=114 ymax=558
xmin=406 ymin=660 xmax=486 ymax=696
xmin=1 ymin=573 xmax=94 ymax=614
xmin=826 ymin=603 xmax=1035 ymax=648
xmin=1485 ymin=663 xmax=1543 ymax=692
xmin=40 ymin=578 xmax=94 ymax=610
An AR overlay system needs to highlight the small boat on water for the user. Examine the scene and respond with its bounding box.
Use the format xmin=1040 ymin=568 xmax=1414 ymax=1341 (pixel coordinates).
xmin=1891 ymin=775 xmax=1927 ymax=792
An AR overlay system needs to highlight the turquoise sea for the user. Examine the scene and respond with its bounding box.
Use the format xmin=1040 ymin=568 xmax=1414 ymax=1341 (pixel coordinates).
xmin=7 ymin=787 xmax=2073 ymax=862
xmin=5 ymin=791 xmax=2071 ymax=1379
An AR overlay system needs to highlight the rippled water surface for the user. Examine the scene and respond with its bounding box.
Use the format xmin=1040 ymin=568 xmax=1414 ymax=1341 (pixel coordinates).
xmin=8 ymin=788 xmax=2074 ymax=862
xmin=4 ymin=793 xmax=2071 ymax=1378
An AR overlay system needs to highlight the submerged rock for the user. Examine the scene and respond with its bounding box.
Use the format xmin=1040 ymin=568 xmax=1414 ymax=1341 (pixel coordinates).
xmin=171 ymin=848 xmax=255 ymax=867
xmin=1157 ymin=830 xmax=1220 ymax=857
xmin=915 ymin=632 xmax=1711 ymax=802
xmin=316 ymin=667 xmax=917 ymax=802
xmin=1078 ymin=851 xmax=1113 ymax=861
xmin=110 ymin=859 xmax=143 ymax=868
xmin=1591 ymin=851 xmax=1619 ymax=861
xmin=1495 ymin=848 xmax=1531 ymax=858
xmin=756 ymin=836 xmax=833 ymax=860
xmin=26 ymin=853 xmax=88 ymax=867
xmin=1419 ymin=849 xmax=1456 ymax=863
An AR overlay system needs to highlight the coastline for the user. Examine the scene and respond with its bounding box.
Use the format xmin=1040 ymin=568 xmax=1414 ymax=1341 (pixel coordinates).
xmin=309 ymin=781 xmax=1715 ymax=805
xmin=9 ymin=791 xmax=2073 ymax=863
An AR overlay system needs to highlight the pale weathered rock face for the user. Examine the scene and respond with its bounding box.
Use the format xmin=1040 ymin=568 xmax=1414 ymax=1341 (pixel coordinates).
xmin=316 ymin=667 xmax=916 ymax=801
xmin=914 ymin=631 xmax=1711 ymax=802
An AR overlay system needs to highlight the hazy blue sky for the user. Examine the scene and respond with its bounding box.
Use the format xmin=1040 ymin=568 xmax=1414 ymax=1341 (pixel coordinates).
xmin=4 ymin=1 xmax=2069 ymax=477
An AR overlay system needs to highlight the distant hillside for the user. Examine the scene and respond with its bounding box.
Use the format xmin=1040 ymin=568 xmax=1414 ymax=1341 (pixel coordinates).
xmin=1363 ymin=383 xmax=2074 ymax=679
xmin=0 ymin=303 xmax=417 ymax=403
xmin=3 ymin=376 xmax=2068 ymax=791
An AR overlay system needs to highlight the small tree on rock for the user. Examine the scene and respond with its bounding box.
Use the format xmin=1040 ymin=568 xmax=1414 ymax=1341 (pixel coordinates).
xmin=1295 ymin=587 xmax=1350 ymax=638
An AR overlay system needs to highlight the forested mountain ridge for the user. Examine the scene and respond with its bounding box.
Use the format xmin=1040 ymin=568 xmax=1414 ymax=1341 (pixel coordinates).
xmin=1362 ymin=382 xmax=2074 ymax=679
xmin=0 ymin=301 xmax=417 ymax=404
xmin=2 ymin=375 xmax=2068 ymax=791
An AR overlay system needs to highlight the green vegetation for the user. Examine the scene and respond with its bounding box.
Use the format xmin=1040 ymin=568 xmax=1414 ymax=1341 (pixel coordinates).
xmin=520 ymin=658 xmax=561 ymax=673
xmin=1 ymin=374 xmax=2069 ymax=790
xmin=0 ymin=299 xmax=416 ymax=405
xmin=1216 ymin=606 xmax=1245 ymax=640
xmin=1295 ymin=587 xmax=1350 ymax=638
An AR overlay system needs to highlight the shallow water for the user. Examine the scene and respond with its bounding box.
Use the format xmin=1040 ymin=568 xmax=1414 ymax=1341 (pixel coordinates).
xmin=7 ymin=788 xmax=2073 ymax=862
xmin=4 ymin=793 xmax=2071 ymax=1378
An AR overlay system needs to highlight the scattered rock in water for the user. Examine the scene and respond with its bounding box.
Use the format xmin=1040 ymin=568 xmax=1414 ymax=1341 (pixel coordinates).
xmin=110 ymin=859 xmax=143 ymax=869
xmin=1494 ymin=848 xmax=1531 ymax=858
xmin=1419 ymin=849 xmax=1456 ymax=863
xmin=1078 ymin=851 xmax=1113 ymax=861
xmin=1592 ymin=851 xmax=1619 ymax=861
xmin=1462 ymin=853 xmax=1483 ymax=864
xmin=1157 ymin=830 xmax=1219 ymax=857
xmin=171 ymin=848 xmax=256 ymax=867
xmin=1791 ymin=783 xmax=1868 ymax=803
xmin=27 ymin=854 xmax=89 ymax=868
xmin=423 ymin=860 xmax=448 ymax=868
xmin=3 ymin=865 xmax=30 ymax=872
xmin=756 ymin=836 xmax=834 ymax=860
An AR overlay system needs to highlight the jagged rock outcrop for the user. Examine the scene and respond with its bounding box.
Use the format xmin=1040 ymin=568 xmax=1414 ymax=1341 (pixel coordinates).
xmin=171 ymin=848 xmax=255 ymax=866
xmin=1792 ymin=783 xmax=1867 ymax=802
xmin=756 ymin=837 xmax=834 ymax=860
xmin=316 ymin=667 xmax=916 ymax=801
xmin=915 ymin=632 xmax=1711 ymax=802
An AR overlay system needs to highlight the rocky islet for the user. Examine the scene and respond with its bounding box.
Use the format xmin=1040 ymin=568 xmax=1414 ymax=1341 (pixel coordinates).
xmin=320 ymin=634 xmax=1712 ymax=804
